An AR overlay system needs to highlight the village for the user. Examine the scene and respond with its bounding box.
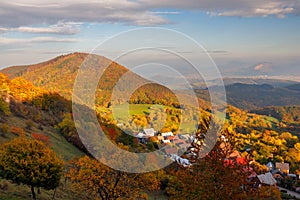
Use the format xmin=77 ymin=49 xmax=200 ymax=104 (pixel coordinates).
xmin=135 ymin=128 xmax=300 ymax=196
xmin=135 ymin=128 xmax=194 ymax=167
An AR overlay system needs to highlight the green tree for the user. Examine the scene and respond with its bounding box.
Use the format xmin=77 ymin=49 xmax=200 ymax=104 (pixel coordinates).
xmin=0 ymin=98 xmax=10 ymax=115
xmin=0 ymin=136 xmax=64 ymax=199
xmin=56 ymin=113 xmax=76 ymax=137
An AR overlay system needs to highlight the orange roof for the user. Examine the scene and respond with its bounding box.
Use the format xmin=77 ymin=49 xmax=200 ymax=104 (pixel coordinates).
xmin=165 ymin=147 xmax=178 ymax=155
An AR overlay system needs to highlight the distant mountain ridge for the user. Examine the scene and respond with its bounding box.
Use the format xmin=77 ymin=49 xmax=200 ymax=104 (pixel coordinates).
xmin=285 ymin=83 xmax=300 ymax=92
xmin=224 ymin=83 xmax=300 ymax=110
xmin=209 ymin=77 xmax=299 ymax=88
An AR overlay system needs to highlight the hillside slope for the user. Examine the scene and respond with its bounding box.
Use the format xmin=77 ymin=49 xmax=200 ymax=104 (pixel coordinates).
xmin=1 ymin=52 xmax=210 ymax=109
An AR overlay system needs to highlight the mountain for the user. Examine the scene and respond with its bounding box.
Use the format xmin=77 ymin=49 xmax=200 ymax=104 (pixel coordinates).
xmin=226 ymin=83 xmax=300 ymax=110
xmin=1 ymin=52 xmax=120 ymax=100
xmin=285 ymin=83 xmax=300 ymax=92
xmin=196 ymin=83 xmax=300 ymax=110
xmin=1 ymin=52 xmax=196 ymax=108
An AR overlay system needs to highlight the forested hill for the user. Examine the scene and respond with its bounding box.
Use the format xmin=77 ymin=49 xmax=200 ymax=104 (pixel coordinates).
xmin=1 ymin=52 xmax=210 ymax=109
xmin=251 ymin=106 xmax=300 ymax=124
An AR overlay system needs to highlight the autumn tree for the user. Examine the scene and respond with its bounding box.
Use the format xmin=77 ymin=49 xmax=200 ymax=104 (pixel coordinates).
xmin=0 ymin=136 xmax=64 ymax=199
xmin=67 ymin=156 xmax=160 ymax=200
xmin=165 ymin=129 xmax=253 ymax=199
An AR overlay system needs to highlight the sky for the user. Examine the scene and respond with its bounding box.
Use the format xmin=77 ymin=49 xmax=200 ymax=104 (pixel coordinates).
xmin=0 ymin=0 xmax=300 ymax=78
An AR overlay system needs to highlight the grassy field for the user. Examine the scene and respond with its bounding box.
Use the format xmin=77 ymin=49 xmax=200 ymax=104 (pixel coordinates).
xmin=0 ymin=179 xmax=92 ymax=200
xmin=111 ymin=103 xmax=198 ymax=133
xmin=111 ymin=103 xmax=161 ymax=120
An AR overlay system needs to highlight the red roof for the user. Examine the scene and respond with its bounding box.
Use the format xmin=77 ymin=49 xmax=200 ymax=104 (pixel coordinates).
xmin=167 ymin=136 xmax=175 ymax=140
xmin=224 ymin=157 xmax=248 ymax=167
xmin=165 ymin=147 xmax=178 ymax=155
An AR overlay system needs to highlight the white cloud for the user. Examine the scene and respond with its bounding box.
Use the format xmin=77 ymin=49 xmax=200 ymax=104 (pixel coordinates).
xmin=0 ymin=37 xmax=78 ymax=45
xmin=141 ymin=0 xmax=297 ymax=18
xmin=17 ymin=22 xmax=81 ymax=35
xmin=0 ymin=0 xmax=298 ymax=29
xmin=0 ymin=1 xmax=168 ymax=27
xmin=0 ymin=22 xmax=81 ymax=35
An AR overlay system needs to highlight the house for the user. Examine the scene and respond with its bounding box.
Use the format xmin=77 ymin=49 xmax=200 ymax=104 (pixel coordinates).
xmin=136 ymin=128 xmax=156 ymax=144
xmin=136 ymin=132 xmax=147 ymax=144
xmin=288 ymin=174 xmax=299 ymax=180
xmin=161 ymin=132 xmax=174 ymax=138
xmin=266 ymin=162 xmax=275 ymax=172
xmin=167 ymin=136 xmax=175 ymax=142
xmin=143 ymin=128 xmax=155 ymax=137
xmin=275 ymin=162 xmax=290 ymax=174
xmin=164 ymin=147 xmax=178 ymax=155
xmin=257 ymin=172 xmax=277 ymax=186
xmin=229 ymin=150 xmax=241 ymax=158
xmin=173 ymin=138 xmax=185 ymax=145
xmin=178 ymin=134 xmax=190 ymax=141
xmin=170 ymin=154 xmax=191 ymax=167
xmin=157 ymin=136 xmax=164 ymax=141
xmin=224 ymin=156 xmax=248 ymax=167
xmin=162 ymin=139 xmax=171 ymax=144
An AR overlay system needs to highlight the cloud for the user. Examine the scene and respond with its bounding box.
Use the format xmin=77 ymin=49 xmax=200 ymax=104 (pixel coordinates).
xmin=253 ymin=62 xmax=272 ymax=72
xmin=0 ymin=22 xmax=81 ymax=35
xmin=0 ymin=0 xmax=298 ymax=29
xmin=140 ymin=0 xmax=296 ymax=18
xmin=0 ymin=1 xmax=168 ymax=27
xmin=151 ymin=11 xmax=181 ymax=15
xmin=17 ymin=22 xmax=81 ymax=35
xmin=254 ymin=63 xmax=265 ymax=70
xmin=0 ymin=37 xmax=78 ymax=45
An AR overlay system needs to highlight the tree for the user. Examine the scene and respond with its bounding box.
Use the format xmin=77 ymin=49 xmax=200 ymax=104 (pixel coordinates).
xmin=0 ymin=136 xmax=64 ymax=199
xmin=165 ymin=130 xmax=254 ymax=199
xmin=0 ymin=98 xmax=10 ymax=116
xmin=67 ymin=156 xmax=160 ymax=200
xmin=0 ymin=123 xmax=9 ymax=137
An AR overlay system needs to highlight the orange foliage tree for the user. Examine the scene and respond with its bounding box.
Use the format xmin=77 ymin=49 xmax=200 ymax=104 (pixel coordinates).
xmin=66 ymin=155 xmax=161 ymax=200
xmin=31 ymin=133 xmax=50 ymax=146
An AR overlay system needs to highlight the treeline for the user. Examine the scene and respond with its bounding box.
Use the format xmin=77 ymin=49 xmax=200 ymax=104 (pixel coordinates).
xmin=251 ymin=106 xmax=300 ymax=124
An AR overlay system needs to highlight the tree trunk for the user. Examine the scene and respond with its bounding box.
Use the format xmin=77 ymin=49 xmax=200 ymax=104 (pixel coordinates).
xmin=52 ymin=188 xmax=57 ymax=200
xmin=31 ymin=186 xmax=36 ymax=200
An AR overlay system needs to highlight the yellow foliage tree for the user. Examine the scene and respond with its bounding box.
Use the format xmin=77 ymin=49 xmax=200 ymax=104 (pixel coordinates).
xmin=0 ymin=136 xmax=64 ymax=199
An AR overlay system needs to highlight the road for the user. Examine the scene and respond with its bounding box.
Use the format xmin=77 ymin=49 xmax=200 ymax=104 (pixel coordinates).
xmin=277 ymin=186 xmax=300 ymax=199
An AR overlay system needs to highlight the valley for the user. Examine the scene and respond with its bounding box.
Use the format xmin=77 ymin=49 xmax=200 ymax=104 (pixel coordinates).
xmin=0 ymin=53 xmax=299 ymax=199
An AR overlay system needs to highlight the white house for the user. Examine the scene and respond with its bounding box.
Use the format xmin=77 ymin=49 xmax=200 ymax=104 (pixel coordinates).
xmin=170 ymin=154 xmax=192 ymax=168
xmin=143 ymin=128 xmax=155 ymax=137
xmin=136 ymin=128 xmax=156 ymax=144
xmin=161 ymin=132 xmax=174 ymax=137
